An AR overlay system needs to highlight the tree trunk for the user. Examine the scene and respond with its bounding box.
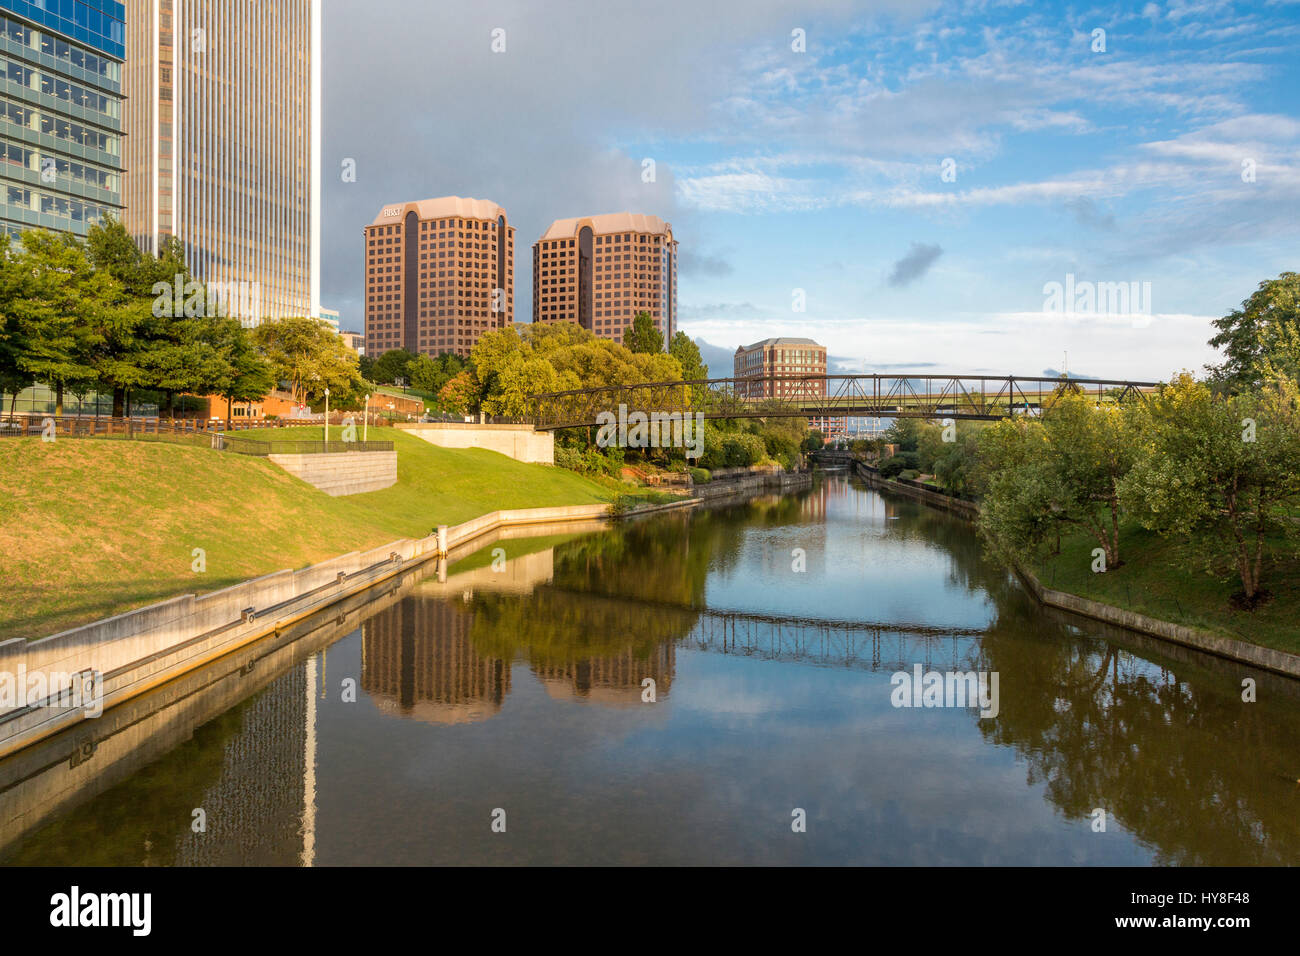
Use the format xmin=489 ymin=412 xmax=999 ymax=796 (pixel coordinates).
xmin=226 ymin=395 xmax=233 ymax=432
xmin=113 ymin=387 xmax=125 ymax=418
xmin=55 ymin=382 xmax=64 ymax=417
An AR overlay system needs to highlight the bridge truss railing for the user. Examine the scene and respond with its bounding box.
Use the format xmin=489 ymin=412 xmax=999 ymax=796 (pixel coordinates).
xmin=526 ymin=374 xmax=1157 ymax=430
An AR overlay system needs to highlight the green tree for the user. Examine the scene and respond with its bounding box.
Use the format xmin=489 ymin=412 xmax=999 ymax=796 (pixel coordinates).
xmin=371 ymin=347 xmax=418 ymax=386
xmin=252 ymin=316 xmax=362 ymax=405
xmin=207 ymin=317 xmax=276 ymax=426
xmin=932 ymin=423 xmax=986 ymax=497
xmin=977 ymin=392 xmax=1138 ymax=568
xmin=409 ymin=351 xmax=466 ymax=397
xmin=1207 ymin=272 xmax=1300 ymax=392
xmin=669 ymin=331 xmax=708 ymax=380
xmin=1120 ymin=372 xmax=1300 ymax=604
xmin=0 ymin=230 xmax=108 ymax=416
xmin=622 ymin=311 xmax=664 ymax=354
xmin=85 ymin=218 xmax=188 ymax=417
xmin=883 ymin=417 xmax=921 ymax=452
xmin=802 ymin=430 xmax=825 ymax=454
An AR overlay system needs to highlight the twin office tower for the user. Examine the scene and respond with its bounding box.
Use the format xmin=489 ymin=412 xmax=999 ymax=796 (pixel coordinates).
xmin=0 ymin=0 xmax=320 ymax=319
xmin=364 ymin=199 xmax=679 ymax=359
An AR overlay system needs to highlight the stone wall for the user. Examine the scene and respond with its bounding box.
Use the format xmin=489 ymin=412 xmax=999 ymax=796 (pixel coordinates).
xmin=267 ymin=451 xmax=397 ymax=496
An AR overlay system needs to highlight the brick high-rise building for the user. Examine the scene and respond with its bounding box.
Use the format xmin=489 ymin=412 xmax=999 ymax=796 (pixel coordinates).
xmin=532 ymin=212 xmax=676 ymax=346
xmin=733 ymin=337 xmax=827 ymax=399
xmin=734 ymin=337 xmax=848 ymax=437
xmin=364 ymin=196 xmax=514 ymax=359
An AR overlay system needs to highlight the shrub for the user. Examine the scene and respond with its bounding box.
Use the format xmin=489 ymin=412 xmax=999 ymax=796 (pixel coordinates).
xmin=689 ymin=467 xmax=711 ymax=484
xmin=721 ymin=432 xmax=767 ymax=468
xmin=899 ymin=468 xmax=920 ymax=481
xmin=554 ymin=445 xmax=583 ymax=471
xmin=762 ymin=431 xmax=800 ymax=470
xmin=879 ymin=455 xmax=905 ymax=478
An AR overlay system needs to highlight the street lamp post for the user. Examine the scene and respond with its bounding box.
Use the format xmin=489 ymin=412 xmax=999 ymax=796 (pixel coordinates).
xmin=324 ymin=388 xmax=330 ymax=444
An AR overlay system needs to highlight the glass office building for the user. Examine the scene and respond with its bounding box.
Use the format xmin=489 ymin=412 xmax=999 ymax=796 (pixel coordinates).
xmin=122 ymin=0 xmax=321 ymax=323
xmin=0 ymin=0 xmax=125 ymax=241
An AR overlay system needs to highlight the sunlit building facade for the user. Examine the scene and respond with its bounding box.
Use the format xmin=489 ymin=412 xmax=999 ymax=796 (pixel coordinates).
xmin=364 ymin=196 xmax=515 ymax=359
xmin=735 ymin=336 xmax=846 ymax=436
xmin=0 ymin=0 xmax=124 ymax=241
xmin=733 ymin=337 xmax=827 ymax=399
xmin=122 ymin=0 xmax=321 ymax=321
xmin=532 ymin=212 xmax=677 ymax=346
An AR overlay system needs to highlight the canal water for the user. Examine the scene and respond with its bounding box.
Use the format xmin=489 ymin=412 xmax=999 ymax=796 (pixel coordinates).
xmin=3 ymin=475 xmax=1297 ymax=865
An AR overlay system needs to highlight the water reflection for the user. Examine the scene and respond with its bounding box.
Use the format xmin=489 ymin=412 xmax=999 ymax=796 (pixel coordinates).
xmin=2 ymin=477 xmax=1297 ymax=865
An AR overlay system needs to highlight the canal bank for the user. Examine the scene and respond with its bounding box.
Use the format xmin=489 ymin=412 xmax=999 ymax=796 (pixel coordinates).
xmin=0 ymin=503 xmax=612 ymax=760
xmin=852 ymin=460 xmax=1300 ymax=679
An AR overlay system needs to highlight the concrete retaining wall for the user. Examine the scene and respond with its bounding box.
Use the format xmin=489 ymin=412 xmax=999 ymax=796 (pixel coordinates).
xmin=0 ymin=502 xmax=610 ymax=759
xmin=268 ymin=451 xmax=397 ymax=496
xmin=853 ymin=461 xmax=980 ymax=519
xmin=397 ymin=423 xmax=554 ymax=464
xmin=695 ymin=470 xmax=812 ymax=501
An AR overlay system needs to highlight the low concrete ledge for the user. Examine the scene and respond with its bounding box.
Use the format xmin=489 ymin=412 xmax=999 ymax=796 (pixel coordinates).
xmin=396 ymin=423 xmax=554 ymax=464
xmin=853 ymin=461 xmax=980 ymax=519
xmin=694 ymin=470 xmax=812 ymax=501
xmin=268 ymin=451 xmax=397 ymax=496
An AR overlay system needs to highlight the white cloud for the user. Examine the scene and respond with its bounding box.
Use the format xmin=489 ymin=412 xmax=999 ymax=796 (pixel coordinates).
xmin=680 ymin=312 xmax=1220 ymax=381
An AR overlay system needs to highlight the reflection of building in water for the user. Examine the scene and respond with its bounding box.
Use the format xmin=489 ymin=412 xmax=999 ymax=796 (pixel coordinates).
xmin=801 ymin=483 xmax=828 ymax=521
xmin=174 ymin=664 xmax=308 ymax=866
xmin=361 ymin=598 xmax=509 ymax=724
xmin=533 ymin=643 xmax=676 ymax=709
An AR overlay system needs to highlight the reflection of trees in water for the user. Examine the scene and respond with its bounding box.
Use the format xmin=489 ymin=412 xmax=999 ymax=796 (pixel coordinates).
xmin=466 ymin=587 xmax=697 ymax=672
xmin=549 ymin=498 xmax=788 ymax=607
xmin=863 ymin=487 xmax=1300 ymax=865
xmin=976 ymin=613 xmax=1300 ymax=865
xmin=464 ymin=501 xmax=801 ymax=695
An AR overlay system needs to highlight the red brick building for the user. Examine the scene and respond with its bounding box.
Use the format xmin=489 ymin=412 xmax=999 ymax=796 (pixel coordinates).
xmin=364 ymin=197 xmax=515 ymax=359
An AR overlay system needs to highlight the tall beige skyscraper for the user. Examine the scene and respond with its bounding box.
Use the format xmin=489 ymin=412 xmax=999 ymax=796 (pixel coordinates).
xmin=122 ymin=0 xmax=321 ymax=321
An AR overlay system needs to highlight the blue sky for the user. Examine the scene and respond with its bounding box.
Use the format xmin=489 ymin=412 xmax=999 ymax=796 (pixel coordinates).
xmin=322 ymin=0 xmax=1300 ymax=380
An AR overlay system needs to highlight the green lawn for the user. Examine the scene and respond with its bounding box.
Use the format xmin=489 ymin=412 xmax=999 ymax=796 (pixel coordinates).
xmin=0 ymin=428 xmax=613 ymax=641
xmin=1032 ymin=523 xmax=1300 ymax=654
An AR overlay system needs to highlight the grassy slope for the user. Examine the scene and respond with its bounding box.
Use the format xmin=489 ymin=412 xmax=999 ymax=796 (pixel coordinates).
xmin=1032 ymin=522 xmax=1300 ymax=654
xmin=0 ymin=427 xmax=612 ymax=640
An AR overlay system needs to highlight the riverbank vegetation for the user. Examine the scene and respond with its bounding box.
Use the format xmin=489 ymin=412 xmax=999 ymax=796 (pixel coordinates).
xmin=855 ymin=272 xmax=1300 ymax=645
xmin=0 ymin=428 xmax=612 ymax=641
